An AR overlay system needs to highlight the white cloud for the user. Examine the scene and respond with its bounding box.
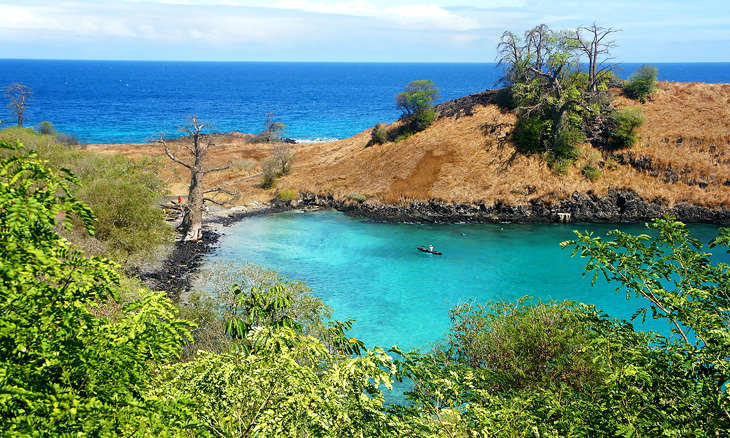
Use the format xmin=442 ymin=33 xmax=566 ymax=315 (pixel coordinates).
xmin=269 ymin=1 xmax=482 ymax=31
xmin=386 ymin=4 xmax=481 ymax=31
xmin=273 ymin=0 xmax=378 ymax=16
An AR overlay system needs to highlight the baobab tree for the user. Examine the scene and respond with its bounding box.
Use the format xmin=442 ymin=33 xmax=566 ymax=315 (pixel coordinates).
xmin=159 ymin=115 xmax=232 ymax=242
xmin=573 ymin=24 xmax=621 ymax=92
xmin=5 ymin=83 xmax=32 ymax=127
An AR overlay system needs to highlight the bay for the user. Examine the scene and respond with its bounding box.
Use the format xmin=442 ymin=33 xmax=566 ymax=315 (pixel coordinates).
xmin=203 ymin=209 xmax=729 ymax=351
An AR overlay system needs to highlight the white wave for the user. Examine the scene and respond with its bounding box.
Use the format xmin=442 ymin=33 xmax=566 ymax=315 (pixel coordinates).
xmin=293 ymin=137 xmax=340 ymax=143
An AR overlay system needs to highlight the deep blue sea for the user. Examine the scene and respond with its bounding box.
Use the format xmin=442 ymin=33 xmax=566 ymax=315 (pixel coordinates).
xmin=1 ymin=60 xmax=729 ymax=144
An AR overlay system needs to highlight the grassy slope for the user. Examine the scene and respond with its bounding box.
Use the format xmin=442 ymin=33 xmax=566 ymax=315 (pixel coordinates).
xmin=87 ymin=82 xmax=730 ymax=210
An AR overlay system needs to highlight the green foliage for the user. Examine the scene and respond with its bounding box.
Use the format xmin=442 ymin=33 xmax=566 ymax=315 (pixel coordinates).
xmin=0 ymin=127 xmax=173 ymax=267
xmin=188 ymin=263 xmax=335 ymax=355
xmin=511 ymin=115 xmax=551 ymax=153
xmin=367 ymin=123 xmax=388 ymax=146
xmin=498 ymin=25 xmax=617 ymax=170
xmin=155 ymin=330 xmax=395 ymax=438
xmin=261 ymin=157 xmax=278 ymax=188
xmin=580 ymin=160 xmax=602 ymax=181
xmin=393 ymin=80 xmax=440 ymax=141
xmin=624 ymin=64 xmax=658 ymax=103
xmin=348 ymin=192 xmax=367 ymax=202
xmin=277 ymin=187 xmax=299 ymax=202
xmin=562 ymin=216 xmax=730 ymax=434
xmin=444 ymin=298 xmax=605 ymax=392
xmin=38 ymin=121 xmax=56 ymax=136
xmin=610 ymin=106 xmax=645 ymax=148
xmin=0 ymin=141 xmax=194 ymax=436
xmin=395 ymin=80 xmax=440 ymax=117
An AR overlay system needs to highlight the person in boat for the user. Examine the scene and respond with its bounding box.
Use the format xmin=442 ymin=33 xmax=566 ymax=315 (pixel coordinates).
xmin=428 ymin=244 xmax=434 ymax=252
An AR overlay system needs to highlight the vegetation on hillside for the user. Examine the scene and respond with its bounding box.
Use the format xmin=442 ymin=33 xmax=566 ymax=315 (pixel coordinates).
xmin=497 ymin=24 xmax=660 ymax=175
xmin=368 ymin=80 xmax=440 ymax=146
xmin=0 ymin=127 xmax=173 ymax=267
xmin=625 ymin=64 xmax=659 ymax=103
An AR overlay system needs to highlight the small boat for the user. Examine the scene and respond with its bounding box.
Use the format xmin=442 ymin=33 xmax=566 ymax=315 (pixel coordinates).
xmin=417 ymin=246 xmax=442 ymax=255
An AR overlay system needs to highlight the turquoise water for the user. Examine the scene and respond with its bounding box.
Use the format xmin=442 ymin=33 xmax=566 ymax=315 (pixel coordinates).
xmin=205 ymin=209 xmax=728 ymax=351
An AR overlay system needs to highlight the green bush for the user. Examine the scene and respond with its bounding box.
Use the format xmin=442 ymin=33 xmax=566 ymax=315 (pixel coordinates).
xmin=347 ymin=192 xmax=367 ymax=202
xmin=409 ymin=108 xmax=437 ymax=132
xmin=261 ymin=157 xmax=279 ymax=188
xmin=444 ymin=298 xmax=605 ymax=392
xmin=624 ymin=64 xmax=658 ymax=103
xmin=38 ymin=121 xmax=56 ymax=136
xmin=367 ymin=123 xmax=388 ymax=146
xmin=0 ymin=142 xmax=194 ymax=435
xmin=393 ymin=80 xmax=440 ymax=142
xmin=511 ymin=115 xmax=551 ymax=154
xmin=0 ymin=128 xmax=172 ymax=267
xmin=610 ymin=107 xmax=645 ymax=148
xmin=277 ymin=188 xmax=299 ymax=202
xmin=581 ymin=161 xmax=602 ymax=181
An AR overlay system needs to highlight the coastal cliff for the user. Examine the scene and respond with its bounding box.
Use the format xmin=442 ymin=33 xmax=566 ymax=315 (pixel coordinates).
xmin=88 ymin=81 xmax=730 ymax=224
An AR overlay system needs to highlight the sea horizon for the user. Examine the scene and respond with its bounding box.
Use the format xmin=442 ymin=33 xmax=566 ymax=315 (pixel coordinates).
xmin=2 ymin=59 xmax=729 ymax=144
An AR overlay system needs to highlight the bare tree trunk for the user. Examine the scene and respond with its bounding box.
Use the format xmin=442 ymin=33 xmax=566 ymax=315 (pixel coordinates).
xmin=181 ymin=169 xmax=204 ymax=241
xmin=161 ymin=115 xmax=230 ymax=242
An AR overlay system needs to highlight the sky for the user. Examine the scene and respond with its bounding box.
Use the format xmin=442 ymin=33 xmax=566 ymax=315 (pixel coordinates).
xmin=0 ymin=0 xmax=728 ymax=62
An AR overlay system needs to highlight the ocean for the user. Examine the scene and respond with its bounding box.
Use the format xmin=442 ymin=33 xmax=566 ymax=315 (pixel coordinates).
xmin=204 ymin=210 xmax=729 ymax=351
xmin=1 ymin=60 xmax=728 ymax=144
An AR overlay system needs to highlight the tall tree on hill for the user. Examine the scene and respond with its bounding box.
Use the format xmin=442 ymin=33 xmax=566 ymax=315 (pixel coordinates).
xmin=498 ymin=25 xmax=584 ymax=151
xmin=160 ymin=116 xmax=232 ymax=242
xmin=497 ymin=23 xmax=620 ymax=166
xmin=573 ymin=24 xmax=621 ymax=93
xmin=5 ymin=83 xmax=32 ymax=128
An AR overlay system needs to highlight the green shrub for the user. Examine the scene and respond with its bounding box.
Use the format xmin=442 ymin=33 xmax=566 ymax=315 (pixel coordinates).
xmin=581 ymin=161 xmax=602 ymax=181
xmin=443 ymin=298 xmax=605 ymax=392
xmin=38 ymin=121 xmax=56 ymax=136
xmin=0 ymin=142 xmax=193 ymax=435
xmin=550 ymin=158 xmax=572 ymax=175
xmin=392 ymin=80 xmax=440 ymax=142
xmin=347 ymin=192 xmax=367 ymax=202
xmin=0 ymin=127 xmax=172 ymax=267
xmin=410 ymin=108 xmax=437 ymax=132
xmin=367 ymin=123 xmax=388 ymax=146
xmin=277 ymin=188 xmax=299 ymax=202
xmin=512 ymin=115 xmax=551 ymax=154
xmin=494 ymin=87 xmax=516 ymax=109
xmin=548 ymin=125 xmax=583 ymax=172
xmin=610 ymin=107 xmax=645 ymax=148
xmin=624 ymin=64 xmax=658 ymax=103
xmin=261 ymin=157 xmax=279 ymax=188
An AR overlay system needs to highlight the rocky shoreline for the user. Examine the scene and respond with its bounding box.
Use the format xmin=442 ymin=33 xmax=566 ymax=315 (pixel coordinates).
xmin=143 ymin=190 xmax=729 ymax=296
xmin=139 ymin=205 xmax=287 ymax=297
xmin=300 ymin=190 xmax=730 ymax=225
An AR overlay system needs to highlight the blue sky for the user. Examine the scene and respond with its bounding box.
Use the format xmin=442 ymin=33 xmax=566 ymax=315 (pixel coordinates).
xmin=1 ymin=0 xmax=728 ymax=62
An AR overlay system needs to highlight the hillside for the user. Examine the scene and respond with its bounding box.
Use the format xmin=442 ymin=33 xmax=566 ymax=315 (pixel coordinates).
xmin=87 ymin=81 xmax=730 ymax=223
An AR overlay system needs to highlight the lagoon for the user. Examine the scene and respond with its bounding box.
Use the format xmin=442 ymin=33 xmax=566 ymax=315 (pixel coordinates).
xmin=203 ymin=209 xmax=728 ymax=351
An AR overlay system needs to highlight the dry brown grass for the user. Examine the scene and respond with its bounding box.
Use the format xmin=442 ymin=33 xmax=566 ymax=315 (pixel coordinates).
xmin=87 ymin=82 xmax=730 ymax=209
